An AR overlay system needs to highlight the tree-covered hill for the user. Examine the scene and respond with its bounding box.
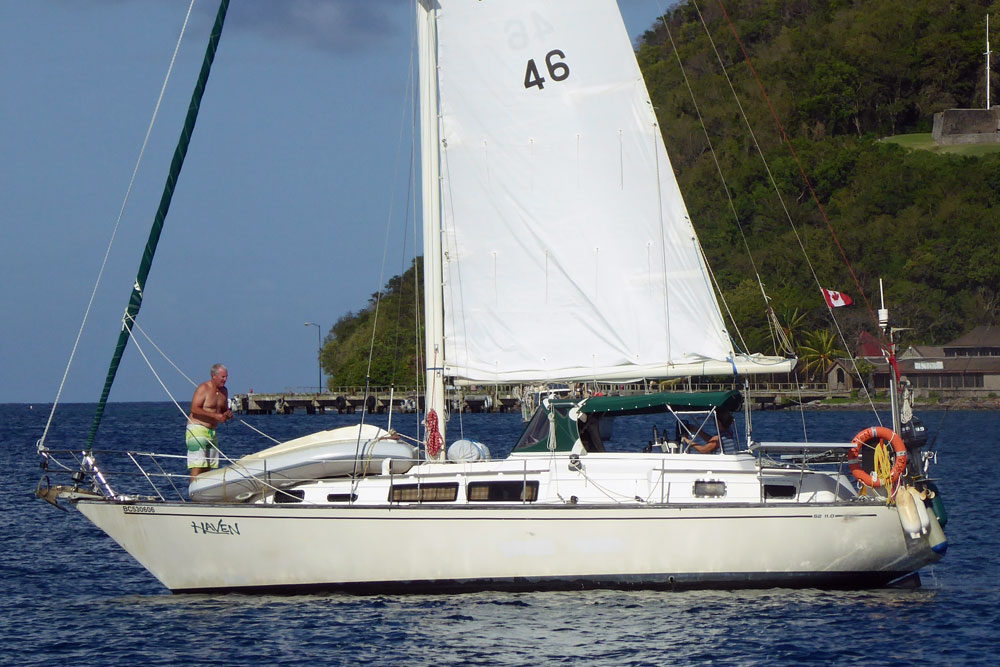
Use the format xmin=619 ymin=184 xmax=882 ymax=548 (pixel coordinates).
xmin=640 ymin=0 xmax=999 ymax=349
xmin=321 ymin=258 xmax=424 ymax=388
xmin=322 ymin=0 xmax=1000 ymax=387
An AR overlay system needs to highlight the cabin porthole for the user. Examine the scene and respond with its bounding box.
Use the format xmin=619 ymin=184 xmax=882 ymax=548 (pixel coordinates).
xmin=274 ymin=489 xmax=305 ymax=504
xmin=764 ymin=484 xmax=797 ymax=499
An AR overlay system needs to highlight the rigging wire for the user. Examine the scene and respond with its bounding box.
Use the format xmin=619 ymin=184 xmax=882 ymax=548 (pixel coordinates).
xmin=405 ymin=3 xmax=428 ymax=452
xmin=713 ymin=0 xmax=881 ymax=331
xmin=124 ymin=327 xmax=285 ymax=500
xmin=38 ymin=0 xmax=197 ymax=452
xmin=86 ymin=0 xmax=230 ymax=452
xmin=125 ymin=319 xmax=190 ymax=422
xmin=652 ymin=118 xmax=673 ymax=364
xmin=126 ymin=314 xmax=282 ymax=447
xmin=700 ymin=0 xmax=881 ymax=417
xmin=362 ymin=0 xmax=425 ymax=423
xmin=351 ymin=4 xmax=426 ymax=487
xmin=438 ymin=110 xmax=469 ymax=442
xmin=654 ymin=0 xmax=879 ymax=417
xmin=410 ymin=105 xmax=427 ymax=450
xmin=656 ymin=13 xmax=770 ymax=357
xmin=125 ymin=315 xmax=196 ymax=389
xmin=386 ymin=19 xmax=424 ymax=446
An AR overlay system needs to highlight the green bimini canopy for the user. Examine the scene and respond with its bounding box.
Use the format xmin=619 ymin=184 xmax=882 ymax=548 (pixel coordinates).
xmin=579 ymin=390 xmax=743 ymax=416
xmin=512 ymin=391 xmax=744 ymax=454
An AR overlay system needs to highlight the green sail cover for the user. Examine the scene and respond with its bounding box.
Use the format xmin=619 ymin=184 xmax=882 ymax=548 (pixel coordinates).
xmin=86 ymin=0 xmax=230 ymax=450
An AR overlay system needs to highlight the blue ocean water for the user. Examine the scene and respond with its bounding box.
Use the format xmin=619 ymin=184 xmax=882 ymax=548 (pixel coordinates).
xmin=2 ymin=403 xmax=998 ymax=665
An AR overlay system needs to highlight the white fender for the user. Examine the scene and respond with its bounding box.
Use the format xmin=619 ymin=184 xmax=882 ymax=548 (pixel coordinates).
xmin=895 ymin=486 xmax=922 ymax=537
xmin=907 ymin=486 xmax=930 ymax=534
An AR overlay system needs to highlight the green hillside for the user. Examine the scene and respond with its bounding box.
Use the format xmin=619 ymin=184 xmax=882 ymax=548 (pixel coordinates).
xmin=639 ymin=0 xmax=1000 ymax=350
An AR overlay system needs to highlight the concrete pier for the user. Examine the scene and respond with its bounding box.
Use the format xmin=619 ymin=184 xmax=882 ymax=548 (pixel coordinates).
xmin=230 ymin=382 xmax=847 ymax=416
xmin=232 ymin=391 xmax=419 ymax=416
xmin=231 ymin=389 xmax=523 ymax=416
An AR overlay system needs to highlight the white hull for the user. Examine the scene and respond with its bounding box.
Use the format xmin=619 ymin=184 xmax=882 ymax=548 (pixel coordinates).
xmin=76 ymin=499 xmax=936 ymax=593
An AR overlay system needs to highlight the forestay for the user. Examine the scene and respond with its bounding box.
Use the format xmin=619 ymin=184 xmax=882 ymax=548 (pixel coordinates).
xmin=433 ymin=0 xmax=733 ymax=383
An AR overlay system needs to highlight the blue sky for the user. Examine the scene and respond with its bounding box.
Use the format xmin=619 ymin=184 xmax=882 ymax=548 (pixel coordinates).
xmin=0 ymin=0 xmax=668 ymax=404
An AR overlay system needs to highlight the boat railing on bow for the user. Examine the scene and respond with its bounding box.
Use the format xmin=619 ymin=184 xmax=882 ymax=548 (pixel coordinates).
xmin=37 ymin=448 xmax=190 ymax=504
xmin=35 ymin=445 xmax=404 ymax=505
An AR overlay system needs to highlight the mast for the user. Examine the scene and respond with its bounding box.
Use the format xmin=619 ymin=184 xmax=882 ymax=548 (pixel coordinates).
xmin=85 ymin=0 xmax=230 ymax=450
xmin=987 ymin=15 xmax=993 ymax=109
xmin=417 ymin=0 xmax=447 ymax=457
xmin=878 ymin=279 xmax=902 ymax=435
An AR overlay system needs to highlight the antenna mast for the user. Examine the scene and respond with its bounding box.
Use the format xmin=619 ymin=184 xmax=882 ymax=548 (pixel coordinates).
xmin=987 ymin=15 xmax=993 ymax=109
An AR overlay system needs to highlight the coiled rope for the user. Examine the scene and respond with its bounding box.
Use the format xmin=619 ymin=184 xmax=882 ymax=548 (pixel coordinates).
xmin=872 ymin=441 xmax=894 ymax=503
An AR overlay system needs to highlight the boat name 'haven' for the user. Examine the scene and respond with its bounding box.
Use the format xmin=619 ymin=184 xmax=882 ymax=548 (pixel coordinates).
xmin=191 ymin=520 xmax=240 ymax=536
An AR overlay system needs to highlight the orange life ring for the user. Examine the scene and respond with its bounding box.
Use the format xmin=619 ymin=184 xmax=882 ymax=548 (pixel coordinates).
xmin=848 ymin=426 xmax=908 ymax=488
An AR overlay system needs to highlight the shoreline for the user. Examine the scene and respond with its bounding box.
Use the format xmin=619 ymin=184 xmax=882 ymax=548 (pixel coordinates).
xmin=783 ymin=398 xmax=1000 ymax=411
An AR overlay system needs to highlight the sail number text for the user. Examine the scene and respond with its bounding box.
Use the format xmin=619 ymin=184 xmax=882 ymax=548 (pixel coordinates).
xmin=524 ymin=50 xmax=570 ymax=90
xmin=123 ymin=504 xmax=155 ymax=514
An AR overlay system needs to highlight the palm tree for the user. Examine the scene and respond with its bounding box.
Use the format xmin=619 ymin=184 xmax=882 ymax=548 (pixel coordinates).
xmin=775 ymin=306 xmax=808 ymax=355
xmin=798 ymin=329 xmax=846 ymax=381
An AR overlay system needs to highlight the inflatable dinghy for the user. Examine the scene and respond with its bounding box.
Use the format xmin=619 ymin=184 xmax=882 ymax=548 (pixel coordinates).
xmin=189 ymin=423 xmax=416 ymax=502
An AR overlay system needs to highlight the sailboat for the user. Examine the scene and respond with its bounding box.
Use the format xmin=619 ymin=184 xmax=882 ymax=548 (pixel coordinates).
xmin=37 ymin=0 xmax=946 ymax=593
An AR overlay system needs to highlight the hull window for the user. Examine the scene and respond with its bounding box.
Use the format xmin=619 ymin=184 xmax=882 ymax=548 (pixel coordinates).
xmin=389 ymin=483 xmax=459 ymax=503
xmin=467 ymin=480 xmax=539 ymax=502
xmin=326 ymin=493 xmax=359 ymax=503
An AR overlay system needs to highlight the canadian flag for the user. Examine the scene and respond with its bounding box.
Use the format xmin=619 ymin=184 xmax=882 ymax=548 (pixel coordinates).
xmin=821 ymin=288 xmax=853 ymax=308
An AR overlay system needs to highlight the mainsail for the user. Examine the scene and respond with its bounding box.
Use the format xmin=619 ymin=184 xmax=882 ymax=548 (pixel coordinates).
xmin=429 ymin=1 xmax=747 ymax=383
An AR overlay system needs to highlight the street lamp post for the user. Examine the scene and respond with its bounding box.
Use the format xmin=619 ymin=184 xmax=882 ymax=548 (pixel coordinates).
xmin=304 ymin=322 xmax=322 ymax=393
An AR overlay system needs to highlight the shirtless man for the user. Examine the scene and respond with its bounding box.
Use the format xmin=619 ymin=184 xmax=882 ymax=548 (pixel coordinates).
xmin=186 ymin=363 xmax=233 ymax=480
